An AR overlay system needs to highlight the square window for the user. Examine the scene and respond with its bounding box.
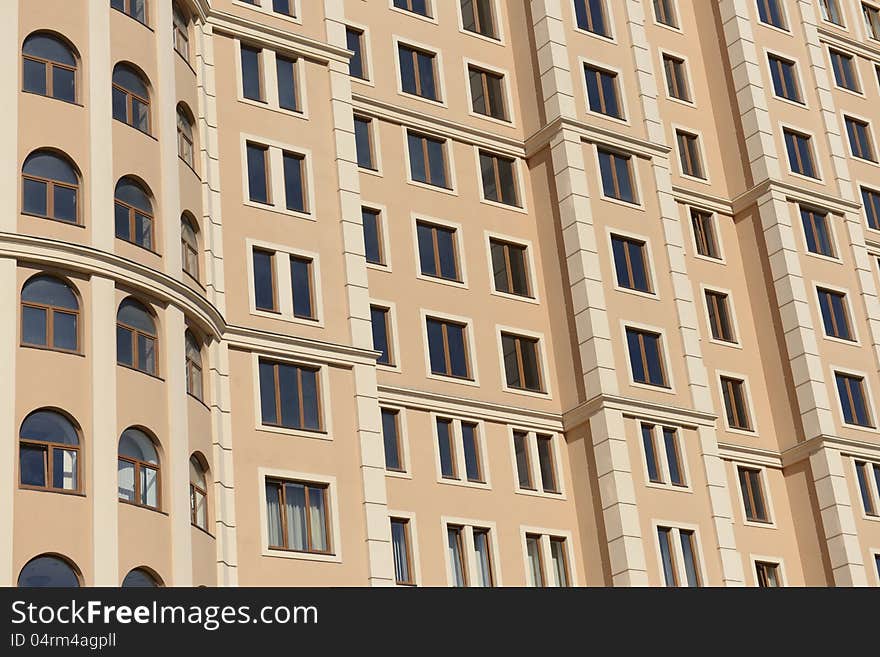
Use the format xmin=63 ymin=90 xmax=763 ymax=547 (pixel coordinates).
xmin=641 ymin=423 xmax=686 ymax=487
xmin=721 ymin=375 xmax=752 ymax=431
xmin=755 ymin=561 xmax=782 ymax=587
xmin=845 ymin=116 xmax=876 ymax=161
xmin=426 ymin=317 xmax=471 ymax=379
xmin=757 ymin=0 xmax=787 ymax=29
xmin=801 ymin=207 xmax=835 ymax=256
xmin=768 ymin=54 xmax=803 ymax=103
xmin=835 ymin=372 xmax=874 ymax=427
xmin=865 ymin=3 xmax=880 ymax=39
xmin=398 ymin=44 xmax=439 ymax=101
xmin=407 ymin=131 xmax=449 ymax=188
xmin=258 ymin=359 xmax=322 ymax=431
xmin=417 ymin=221 xmax=460 ymax=282
xmin=705 ymin=290 xmax=737 ymax=343
xmin=662 ymin=54 xmax=691 ymax=102
xmin=626 ymin=327 xmax=668 ymax=388
xmin=265 ymin=478 xmax=330 ymax=553
xmin=829 ymin=50 xmax=859 ymax=92
xmin=460 ymin=0 xmax=498 ymax=39
xmin=611 ymin=234 xmax=652 ymax=293
xmin=817 ymin=288 xmax=853 ymax=341
xmin=479 ymin=151 xmax=519 ymax=206
xmin=783 ymin=129 xmax=818 ymax=178
xmin=598 ymin=148 xmax=637 ymax=203
xmin=657 ymin=526 xmax=701 ymax=587
xmin=574 ymin=0 xmax=610 ymax=37
xmin=501 ymin=332 xmax=544 ymax=392
xmin=863 ymin=187 xmax=880 ymax=231
xmin=469 ymin=66 xmax=507 ymax=120
xmin=584 ymin=64 xmax=623 ymax=118
xmin=490 ymin=239 xmax=532 ymax=297
xmin=820 ymin=0 xmax=844 ymax=25
xmin=653 ymin=0 xmax=678 ymax=27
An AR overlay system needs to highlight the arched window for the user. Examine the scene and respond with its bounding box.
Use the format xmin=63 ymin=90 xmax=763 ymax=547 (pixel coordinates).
xmin=122 ymin=567 xmax=162 ymax=587
xmin=189 ymin=454 xmax=208 ymax=530
xmin=114 ymin=177 xmax=154 ymax=250
xmin=185 ymin=330 xmax=203 ymax=399
xmin=173 ymin=4 xmax=190 ymax=62
xmin=181 ymin=214 xmax=199 ymax=280
xmin=19 ymin=410 xmax=80 ymax=493
xmin=22 ymin=150 xmax=79 ymax=223
xmin=18 ymin=555 xmax=80 ymax=587
xmin=176 ymin=104 xmax=194 ymax=167
xmin=21 ymin=275 xmax=79 ymax=352
xmin=22 ymin=33 xmax=77 ymax=103
xmin=116 ymin=298 xmax=157 ymax=375
xmin=112 ymin=63 xmax=150 ymax=133
xmin=118 ymin=428 xmax=160 ymax=509
xmin=111 ymin=0 xmax=147 ymax=26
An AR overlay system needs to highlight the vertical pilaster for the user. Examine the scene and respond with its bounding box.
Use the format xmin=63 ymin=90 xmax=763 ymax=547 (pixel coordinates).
xmin=88 ymin=0 xmax=114 ymax=251
xmin=209 ymin=340 xmax=237 ymax=586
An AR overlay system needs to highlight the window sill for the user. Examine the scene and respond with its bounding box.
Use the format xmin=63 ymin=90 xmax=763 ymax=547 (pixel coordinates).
xmin=598 ymin=194 xmax=644 ymax=211
xmin=406 ymin=178 xmax=458 ymax=197
xmin=707 ymin=337 xmax=743 ymax=350
xmin=742 ymin=518 xmax=777 ymax=530
xmin=501 ymin=385 xmax=551 ymax=401
xmin=644 ymin=481 xmax=692 ymax=494
xmin=20 ymin=211 xmax=83 ymax=228
xmin=385 ymin=469 xmax=412 ymax=480
xmin=513 ymin=487 xmax=567 ymax=501
xmin=256 ymin=424 xmax=331 ymax=442
xmin=459 ymin=27 xmax=503 ymax=46
xmin=20 ymin=343 xmax=85 ymax=358
xmin=113 ymin=118 xmax=157 ymax=142
xmin=117 ymin=363 xmax=164 ymax=382
xmin=21 ymin=89 xmax=83 ymax=108
xmin=436 ymin=476 xmax=491 ymax=491
xmin=426 ymin=372 xmax=479 ymax=388
xmin=243 ymin=200 xmax=314 ymax=222
xmin=119 ymin=499 xmax=166 ymax=515
xmin=116 ymin=237 xmax=163 ymax=258
xmin=613 ymin=285 xmax=659 ymax=302
xmin=110 ymin=7 xmax=154 ymax=31
xmin=389 ymin=6 xmax=437 ymax=24
xmin=18 ymin=485 xmax=85 ymax=498
xmin=262 ymin=547 xmax=340 ymax=563
xmin=722 ymin=424 xmax=758 ymax=437
xmin=479 ymin=196 xmax=527 ymax=214
xmin=629 ymin=380 xmax=675 ymax=395
xmin=416 ymin=272 xmax=468 ymax=290
xmin=489 ymin=289 xmax=540 ymax=305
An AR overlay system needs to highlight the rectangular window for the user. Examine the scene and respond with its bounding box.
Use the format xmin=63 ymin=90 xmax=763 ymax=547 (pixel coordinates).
xmin=426 ymin=317 xmax=471 ymax=379
xmin=289 ymin=256 xmax=315 ymax=320
xmin=472 ymin=528 xmax=494 ymax=587
xmin=246 ymin=143 xmax=270 ymax=204
xmin=362 ymin=207 xmax=384 ymax=265
xmin=574 ymin=0 xmax=610 ymax=37
xmin=513 ymin=431 xmax=561 ymax=494
xmin=835 ymin=372 xmax=874 ymax=427
xmin=865 ymin=3 xmax=880 ymax=39
xmin=625 ymin=327 xmax=668 ymax=387
xmin=783 ymin=129 xmax=818 ymax=178
xmin=611 ymin=234 xmax=651 ymax=293
xmin=755 ymin=561 xmax=782 ymax=587
xmin=371 ymin=305 xmax=393 ymax=365
xmin=663 ymin=54 xmax=690 ymax=102
xmin=272 ymin=0 xmax=296 ymax=17
xmin=381 ymin=408 xmax=404 ymax=472
xmin=479 ymin=151 xmax=519 ymax=206
xmin=705 ymin=290 xmax=736 ymax=343
xmin=241 ymin=45 xmax=263 ymax=101
xmin=584 ymin=64 xmax=623 ymax=118
xmin=817 ymin=288 xmax=853 ymax=341
xmin=417 ymin=221 xmax=459 ymax=281
xmin=513 ymin=430 xmax=534 ymax=490
xmin=658 ymin=526 xmax=701 ymax=587
xmin=258 ymin=359 xmax=322 ymax=431
xmin=265 ymin=478 xmax=330 ymax=553
xmin=461 ymin=422 xmax=483 ymax=482
xmin=282 ymin=152 xmax=307 ymax=213
xmin=550 ymin=538 xmax=570 ymax=586
xmin=864 ymin=187 xmax=880 ymax=231
xmin=854 ymin=460 xmax=879 ymax=515
xmin=391 ymin=518 xmax=414 ymax=585
xmin=469 ymin=66 xmax=507 ymax=120
xmin=846 ymin=116 xmax=876 ymax=161
xmin=738 ymin=466 xmax=770 ymax=523
xmin=536 ymin=434 xmax=558 ymax=493
xmin=447 ymin=526 xmax=468 ymax=587
xmin=398 ymin=44 xmax=439 ymax=101
xmin=525 ymin=534 xmax=544 ymax=587
xmin=830 ymin=50 xmax=859 ymax=92
xmin=354 ymin=115 xmax=376 ymax=170
xmin=721 ymin=376 xmax=752 ymax=431
xmin=490 ymin=239 xmax=531 ymax=297
xmin=641 ymin=423 xmax=686 ymax=487
xmin=691 ymin=209 xmax=720 ymax=259
xmin=407 ymin=131 xmax=449 ymax=188
xmin=460 ymin=0 xmax=498 ymax=39
xmin=437 ymin=418 xmax=457 ymax=479
xmin=275 ymin=55 xmax=299 ymax=112
xmin=820 ymin=0 xmax=844 ymax=25
xmin=437 ymin=418 xmax=483 ymax=483
xmin=676 ymin=130 xmax=705 ymax=179
xmin=501 ymin=333 xmax=544 ymax=392
xmin=252 ymin=249 xmax=276 ymax=312
xmin=757 ymin=0 xmax=787 ymax=29
xmin=653 ymin=0 xmax=677 ymax=27
xmin=394 ymin=0 xmax=431 ymax=16
xmin=768 ymin=54 xmax=802 ymax=103
xmin=801 ymin=207 xmax=835 ymax=257
xmin=346 ymin=27 xmax=367 ymax=80
xmin=598 ymin=148 xmax=636 ymax=203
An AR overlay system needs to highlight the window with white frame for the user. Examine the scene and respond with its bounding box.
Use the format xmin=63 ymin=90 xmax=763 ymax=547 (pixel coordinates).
xmin=512 ymin=430 xmax=560 ymax=494
xmin=524 ymin=533 xmax=571 ymax=587
xmin=436 ymin=417 xmax=485 ymax=484
xmin=656 ymin=525 xmax=702 ymax=587
xmin=854 ymin=459 xmax=880 ymax=516
xmin=446 ymin=523 xmax=495 ymax=587
xmin=640 ymin=423 xmax=686 ymax=488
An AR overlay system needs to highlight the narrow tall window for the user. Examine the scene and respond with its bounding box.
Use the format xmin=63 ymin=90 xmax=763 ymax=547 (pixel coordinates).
xmin=111 ymin=0 xmax=147 ymax=24
xmin=447 ymin=526 xmax=467 ymax=587
xmin=265 ymin=478 xmax=330 ymax=554
xmin=19 ymin=410 xmax=80 ymax=493
xmin=525 ymin=535 xmax=544 ymax=586
xmin=830 ymin=50 xmax=859 ymax=92
xmin=513 ymin=431 xmax=533 ymax=490
xmin=21 ymin=151 xmax=79 ymax=224
xmin=437 ymin=418 xmax=457 ymax=478
xmin=479 ymin=151 xmax=519 ymax=206
xmin=173 ymin=5 xmax=190 ymax=62
xmin=398 ymin=44 xmax=439 ymax=101
xmin=705 ymin=290 xmax=736 ymax=343
xmin=768 ymin=54 xmax=802 ymax=103
xmin=346 ymin=27 xmax=367 ymax=80
xmin=653 ymin=0 xmax=677 ymax=27
xmin=658 ymin=526 xmax=701 ymax=587
xmin=721 ymin=376 xmax=752 ymax=431
xmin=272 ymin=0 xmax=296 ymax=17
xmin=176 ymin=105 xmax=195 ymax=167
xmin=854 ymin=460 xmax=879 ymax=515
xmin=189 ymin=456 xmax=208 ymax=530
xmin=391 ymin=519 xmax=415 ymax=585
xmin=252 ymin=249 xmax=276 ymax=312
xmin=417 ymin=222 xmax=459 ymax=281
xmin=611 ymin=234 xmax=651 ymax=293
xmin=462 ymin=422 xmax=483 ymax=483
xmin=22 ymin=33 xmax=77 ymax=103
xmin=757 ymin=0 xmax=787 ymax=29
xmin=676 ymin=130 xmax=705 ymax=179
xmin=783 ymin=129 xmax=818 ymax=178
xmin=290 ymin=255 xmax=315 ymax=320
xmin=537 ymin=434 xmax=558 ymax=493
xmin=865 ymin=2 xmax=880 ymax=39
xmin=240 ymin=45 xmax=263 ymax=101
xmin=550 ymin=538 xmax=570 ymax=586
xmin=362 ymin=207 xmax=384 ymax=265
xmin=382 ymin=408 xmax=404 ymax=472
xmin=574 ymin=0 xmax=610 ymax=37
xmin=625 ymin=328 xmax=668 ymax=387
xmin=598 ymin=149 xmax=636 ymax=203
xmin=817 ymin=288 xmax=853 ymax=341
xmin=116 ymin=298 xmax=157 ymax=375
xmin=394 ymin=0 xmax=431 ymax=17
xmin=801 ymin=207 xmax=835 ymax=256
xmin=112 ymin=64 xmax=151 ymax=133
xmin=490 ymin=239 xmax=531 ymax=297
xmin=738 ymin=466 xmax=770 ymax=523
xmin=181 ymin=215 xmax=199 ymax=280
xmin=371 ymin=305 xmax=393 ymax=365
xmin=691 ymin=209 xmax=720 ymax=259
xmin=820 ymin=0 xmax=844 ymax=25
xmin=282 ymin=152 xmax=307 ymax=213
xmin=427 ymin=317 xmax=471 ymax=379
xmin=114 ymin=178 xmax=154 ymax=251
xmin=469 ymin=66 xmax=507 ymax=120
xmin=276 ymin=55 xmax=299 ymax=112
xmin=835 ymin=372 xmax=873 ymax=427
xmin=756 ymin=562 xmax=782 ymax=587
xmin=117 ymin=428 xmax=160 ymax=509
xmin=863 ymin=187 xmax=880 ymax=231
xmin=846 ymin=116 xmax=876 ymax=161
xmin=246 ymin=143 xmax=270 ymax=204
xmin=501 ymin=333 xmax=544 ymax=392
xmin=641 ymin=424 xmax=686 ymax=487
xmin=662 ymin=54 xmax=690 ymax=102
xmin=460 ymin=0 xmax=498 ymax=39
xmin=354 ymin=116 xmax=376 ymax=170
xmin=472 ymin=529 xmax=494 ymax=587
xmin=21 ymin=275 xmax=79 ymax=353
xmin=407 ymin=131 xmax=449 ymax=188
xmin=584 ymin=64 xmax=622 ymax=118
xmin=184 ymin=330 xmax=203 ymax=399
xmin=258 ymin=359 xmax=322 ymax=431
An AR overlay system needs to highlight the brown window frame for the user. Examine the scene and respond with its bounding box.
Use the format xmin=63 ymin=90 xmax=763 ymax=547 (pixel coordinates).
xmin=801 ymin=206 xmax=836 ymax=257
xmin=846 ymin=115 xmax=877 ymax=161
xmin=118 ymin=452 xmax=161 ymax=511
xmin=185 ymin=332 xmax=203 ymax=400
xmin=173 ymin=4 xmax=190 ymax=62
xmin=705 ymin=290 xmax=736 ymax=343
xmin=783 ymin=128 xmax=818 ymax=178
xmin=837 ymin=372 xmax=874 ymax=427
xmin=417 ymin=221 xmax=461 ymax=282
xmin=627 ymin=328 xmax=669 ymax=388
xmin=408 ymin=131 xmax=450 ymax=188
xmin=353 ymin=115 xmax=377 ymax=170
xmin=653 ymin=0 xmax=678 ymax=27
xmin=865 ymin=2 xmax=880 ymax=39
xmin=261 ymin=360 xmax=324 ymax=432
xmin=738 ymin=466 xmax=770 ymax=523
xmin=265 ymin=478 xmax=332 ymax=555
xmin=468 ymin=65 xmax=507 ymax=120
xmin=19 ymin=434 xmax=82 ymax=495
xmin=691 ymin=209 xmax=720 ymax=259
xmin=394 ymin=0 xmax=432 ymax=17
xmin=460 ymin=0 xmax=498 ymax=39
xmin=447 ymin=524 xmax=468 ymax=586
xmin=116 ymin=312 xmax=158 ymax=376
xmin=676 ymin=129 xmax=705 ymax=179
xmin=22 ymin=53 xmax=77 ymax=103
xmin=382 ymin=408 xmax=405 ymax=473
xmin=114 ymin=196 xmax=155 ymax=252
xmin=22 ymin=172 xmax=80 ymax=224
xmin=817 ymin=287 xmax=853 ymax=341
xmin=427 ymin=317 xmax=472 ymax=379
xmin=281 ymin=150 xmax=308 ymax=214
xmin=536 ymin=434 xmax=558 ymax=493
xmin=391 ymin=517 xmax=416 ymax=586
xmin=479 ymin=151 xmax=520 ymax=206
xmin=114 ymin=0 xmax=149 ymax=24
xmin=290 ymin=255 xmax=316 ymax=321
xmin=490 ymin=238 xmax=532 ymax=297
xmin=20 ymin=293 xmax=81 ymax=355
xmin=181 ymin=217 xmax=199 ymax=281
xmin=855 ymin=460 xmax=879 ymax=515
xmin=597 ymin=148 xmax=636 ymax=202
xmin=399 ymin=44 xmax=439 ymax=101
xmin=189 ymin=461 xmax=208 ymax=530
xmin=253 ymin=248 xmax=278 ymax=313
xmin=513 ymin=430 xmax=535 ymax=490
xmin=611 ymin=234 xmax=652 ymax=293
xmin=549 ymin=537 xmax=571 ymax=586
xmin=525 ymin=534 xmax=545 ymax=586
xmin=362 ymin=206 xmax=385 ymax=266
xmin=768 ymin=54 xmax=802 ymax=102
xmin=755 ymin=561 xmax=782 ymax=587
xmin=501 ymin=332 xmax=545 ymax=393
xmin=177 ymin=108 xmax=195 ymax=168
xmin=371 ymin=304 xmax=394 ymax=366
xmin=662 ymin=53 xmax=690 ymax=102
xmin=113 ymin=82 xmax=151 ymax=134
xmin=721 ymin=376 xmax=752 ymax=431
xmin=246 ymin=142 xmax=271 ymax=204
xmin=472 ymin=527 xmax=495 ymax=586
xmin=584 ymin=64 xmax=623 ymax=118
xmin=576 ymin=0 xmax=610 ymax=36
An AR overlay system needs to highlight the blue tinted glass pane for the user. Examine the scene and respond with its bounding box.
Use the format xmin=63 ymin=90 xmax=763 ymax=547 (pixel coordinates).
xmin=301 ymin=369 xmax=320 ymax=430
xmin=113 ymin=66 xmax=148 ymax=97
xmin=23 ymin=179 xmax=47 ymax=216
xmin=836 ymin=375 xmax=854 ymax=424
xmin=52 ymin=66 xmax=75 ymax=103
xmin=52 ymin=448 xmax=77 ymax=490
xmin=354 ymin=118 xmax=373 ymax=168
xmin=417 ymin=52 xmax=436 ymax=100
xmin=276 ymin=57 xmax=297 ymax=110
xmin=680 ymin=533 xmax=699 ymax=587
xmin=371 ymin=307 xmax=389 ymax=364
xmin=462 ymin=424 xmax=480 ymax=481
xmin=283 ymin=154 xmax=304 ymax=211
xmin=628 ymin=241 xmax=648 ymax=291
xmin=782 ymin=64 xmax=798 ymax=100
xmin=611 ymin=238 xmax=629 ymax=287
xmin=426 ymin=139 xmax=446 ymax=187
xmin=831 ymin=295 xmax=851 ymax=339
xmin=132 ymin=98 xmax=149 ymax=132
xmin=399 ymin=47 xmax=417 ymax=95
xmin=18 ymin=556 xmax=79 ymax=588
xmin=426 ymin=319 xmax=446 ymax=374
xmin=626 ymin=329 xmax=646 ymax=383
xmin=585 ymin=68 xmax=600 ymax=112
xmin=22 ymin=306 xmax=47 ymax=346
xmin=797 ymin=137 xmax=814 ymax=176
xmin=382 ymin=410 xmax=400 ymax=470
xmin=122 ymin=569 xmax=156 ymax=587
xmin=258 ymin=362 xmax=277 ymax=424
xmin=664 ymin=429 xmax=682 ymax=485
xmin=819 ymin=293 xmax=834 ymax=333
xmin=657 ymin=528 xmax=676 ymax=586
xmin=23 ymin=152 xmax=77 ymax=184
xmin=116 ymin=325 xmax=133 ymax=366
xmin=115 ymin=180 xmax=151 ymax=212
xmin=853 ymin=383 xmax=870 ymax=426
xmin=480 ymin=154 xmax=497 ymax=200
xmin=20 ymin=411 xmax=77 ymax=444
xmin=291 ymin=258 xmax=312 ymax=319
xmin=346 ymin=29 xmax=364 ymax=78
xmin=241 ymin=47 xmax=262 ymax=101
xmin=53 ymin=186 xmax=77 ymax=222
xmin=437 ymin=420 xmax=455 ymax=477
xmin=253 ymin=251 xmax=274 ymax=310
xmin=769 ymin=59 xmax=784 ymax=96
xmin=23 ymin=59 xmax=46 ymax=95
xmin=598 ymin=151 xmax=615 ymax=197
xmin=112 ymin=86 xmax=127 ymax=122
xmin=273 ymin=0 xmax=292 ymax=15
xmin=53 ymin=311 xmax=77 ymax=351
xmin=800 ymin=211 xmax=819 ymax=253
xmin=417 ymin=224 xmax=436 ymax=276
xmin=600 ymin=73 xmax=619 ymax=117
xmin=436 ymin=228 xmax=457 ymax=280
xmin=22 ymin=276 xmax=78 ymax=309
xmin=278 ymin=364 xmax=301 ymax=428
xmin=408 ymin=134 xmax=426 ymax=183
xmin=644 ymin=334 xmax=664 ymax=385
xmin=247 ymin=145 xmax=268 ymax=203
xmin=447 ymin=324 xmax=468 ymax=377
xmin=614 ymin=155 xmax=634 ymax=202
xmin=137 ymin=334 xmax=155 ymax=374
xmin=117 ymin=300 xmax=154 ymax=333
xmin=135 ymin=212 xmax=152 ymax=249
xmin=362 ymin=210 xmax=381 ymax=264
xmin=588 ymin=0 xmax=607 ymax=33
xmin=23 ymin=35 xmax=76 ymax=65
xmin=20 ymin=445 xmax=46 ymax=487
xmin=641 ymin=426 xmax=659 ymax=482
xmin=114 ymin=203 xmax=130 ymax=240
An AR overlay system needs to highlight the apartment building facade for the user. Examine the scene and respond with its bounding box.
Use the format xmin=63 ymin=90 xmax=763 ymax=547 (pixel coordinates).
xmin=2 ymin=0 xmax=880 ymax=588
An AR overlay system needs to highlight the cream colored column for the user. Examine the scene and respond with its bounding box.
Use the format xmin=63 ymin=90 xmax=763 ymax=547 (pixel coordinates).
xmin=209 ymin=340 xmax=237 ymax=585
xmin=90 ymin=276 xmax=119 ymax=585
xmin=0 ymin=0 xmax=18 ymax=235
xmin=622 ymin=0 xmax=744 ymax=586
xmin=531 ymin=0 xmax=648 ymax=586
xmin=165 ymin=305 xmax=193 ymax=585
xmin=324 ymin=0 xmax=395 ymax=586
xmin=88 ymin=0 xmax=114 ymax=251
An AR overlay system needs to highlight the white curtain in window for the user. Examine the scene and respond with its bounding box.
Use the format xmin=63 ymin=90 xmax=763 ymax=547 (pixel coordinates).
xmin=265 ymin=483 xmax=283 ymax=547
xmin=141 ymin=466 xmax=158 ymax=507
xmin=57 ymin=449 xmax=77 ymax=491
xmin=117 ymin=460 xmax=135 ymax=502
xmin=550 ymin=541 xmax=568 ymax=587
xmin=285 ymin=484 xmax=307 ymax=551
xmin=194 ymin=490 xmax=207 ymax=528
xmin=526 ymin=537 xmax=544 ymax=587
xmin=308 ymin=488 xmax=327 ymax=552
xmin=447 ymin=529 xmax=465 ymax=587
xmin=392 ymin=523 xmax=410 ymax=583
xmin=473 ymin=533 xmax=492 ymax=587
